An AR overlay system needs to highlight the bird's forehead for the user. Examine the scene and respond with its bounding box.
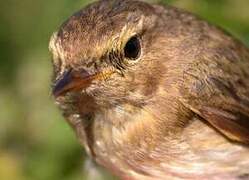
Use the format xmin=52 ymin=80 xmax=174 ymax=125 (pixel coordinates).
xmin=49 ymin=0 xmax=155 ymax=66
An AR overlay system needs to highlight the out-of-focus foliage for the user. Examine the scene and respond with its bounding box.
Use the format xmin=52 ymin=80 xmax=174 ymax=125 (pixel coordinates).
xmin=0 ymin=0 xmax=248 ymax=180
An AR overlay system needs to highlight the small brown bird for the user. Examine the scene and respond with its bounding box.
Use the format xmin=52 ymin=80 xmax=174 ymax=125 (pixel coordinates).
xmin=49 ymin=0 xmax=249 ymax=179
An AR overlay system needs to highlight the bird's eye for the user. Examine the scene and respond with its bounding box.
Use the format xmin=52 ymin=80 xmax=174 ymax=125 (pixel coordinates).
xmin=124 ymin=36 xmax=141 ymax=60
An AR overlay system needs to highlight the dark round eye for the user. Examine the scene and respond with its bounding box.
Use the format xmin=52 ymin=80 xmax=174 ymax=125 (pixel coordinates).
xmin=124 ymin=36 xmax=141 ymax=60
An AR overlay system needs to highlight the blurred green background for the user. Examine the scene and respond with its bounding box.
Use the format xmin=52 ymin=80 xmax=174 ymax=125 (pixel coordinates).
xmin=0 ymin=0 xmax=249 ymax=180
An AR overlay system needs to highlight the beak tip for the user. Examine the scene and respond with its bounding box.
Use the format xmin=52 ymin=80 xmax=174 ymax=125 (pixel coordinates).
xmin=52 ymin=68 xmax=93 ymax=98
xmin=52 ymin=69 xmax=73 ymax=97
xmin=52 ymin=88 xmax=61 ymax=98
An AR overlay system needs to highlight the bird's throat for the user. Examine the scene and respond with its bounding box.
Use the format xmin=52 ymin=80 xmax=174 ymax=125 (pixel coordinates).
xmin=89 ymin=107 xmax=249 ymax=179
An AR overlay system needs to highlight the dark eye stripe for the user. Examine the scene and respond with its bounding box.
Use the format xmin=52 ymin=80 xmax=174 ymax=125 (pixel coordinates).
xmin=107 ymin=35 xmax=141 ymax=71
xmin=109 ymin=50 xmax=125 ymax=70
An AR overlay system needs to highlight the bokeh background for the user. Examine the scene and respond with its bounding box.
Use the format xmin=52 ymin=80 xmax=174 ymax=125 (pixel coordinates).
xmin=1 ymin=0 xmax=249 ymax=180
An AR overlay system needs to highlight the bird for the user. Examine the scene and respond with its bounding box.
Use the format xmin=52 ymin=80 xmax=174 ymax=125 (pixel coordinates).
xmin=49 ymin=0 xmax=249 ymax=179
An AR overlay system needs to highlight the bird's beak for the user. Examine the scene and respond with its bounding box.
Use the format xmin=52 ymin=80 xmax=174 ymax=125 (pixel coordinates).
xmin=52 ymin=68 xmax=114 ymax=97
xmin=52 ymin=69 xmax=95 ymax=97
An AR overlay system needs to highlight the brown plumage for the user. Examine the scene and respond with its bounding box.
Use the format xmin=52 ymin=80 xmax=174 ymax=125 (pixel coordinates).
xmin=49 ymin=0 xmax=249 ymax=179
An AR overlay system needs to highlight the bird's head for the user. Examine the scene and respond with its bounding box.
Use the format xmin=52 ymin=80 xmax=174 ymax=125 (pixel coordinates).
xmin=49 ymin=0 xmax=167 ymax=108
